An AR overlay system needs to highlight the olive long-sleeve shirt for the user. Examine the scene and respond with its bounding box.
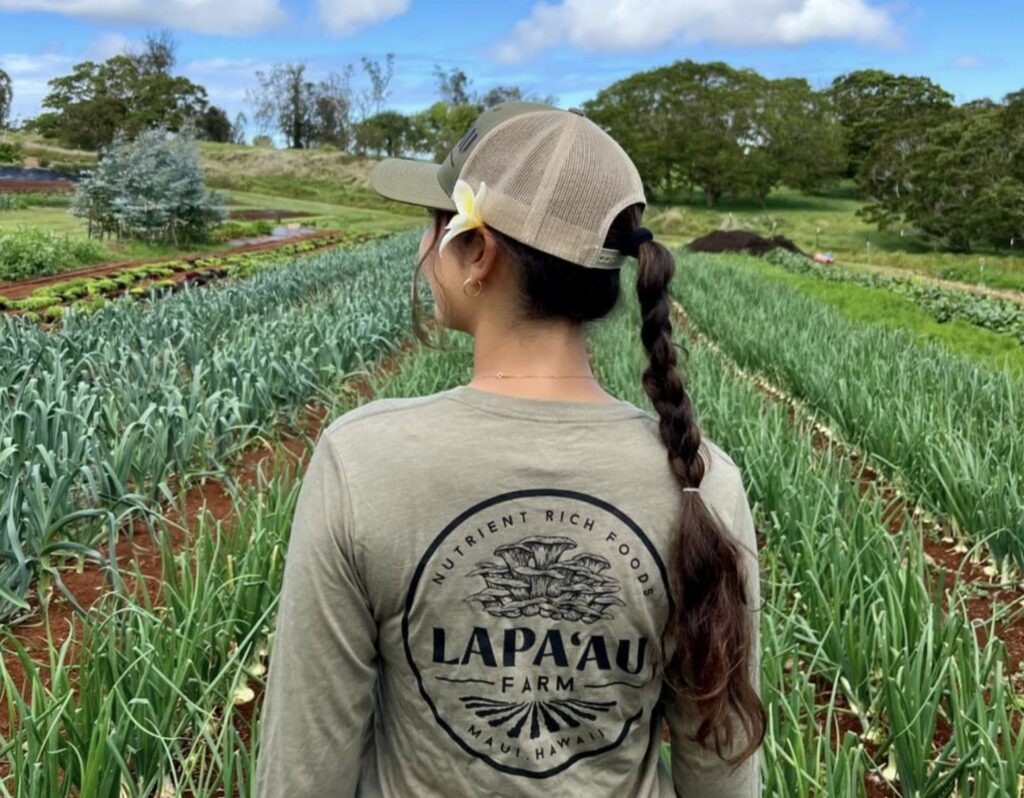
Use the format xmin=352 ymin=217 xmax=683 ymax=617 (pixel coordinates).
xmin=256 ymin=384 xmax=762 ymax=797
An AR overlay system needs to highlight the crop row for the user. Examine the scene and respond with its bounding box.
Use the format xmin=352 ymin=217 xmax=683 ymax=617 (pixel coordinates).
xmin=0 ymin=231 xmax=421 ymax=623
xmin=0 ymin=193 xmax=69 ymax=212
xmin=765 ymin=248 xmax=1024 ymax=344
xmin=0 ymin=230 xmax=385 ymax=322
xmin=675 ymin=250 xmax=1024 ymax=572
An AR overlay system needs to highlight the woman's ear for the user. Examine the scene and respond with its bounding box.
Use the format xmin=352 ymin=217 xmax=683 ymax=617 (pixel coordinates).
xmin=465 ymin=226 xmax=502 ymax=282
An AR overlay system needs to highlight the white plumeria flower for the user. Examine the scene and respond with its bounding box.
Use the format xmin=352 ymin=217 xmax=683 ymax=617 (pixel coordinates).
xmin=439 ymin=178 xmax=487 ymax=253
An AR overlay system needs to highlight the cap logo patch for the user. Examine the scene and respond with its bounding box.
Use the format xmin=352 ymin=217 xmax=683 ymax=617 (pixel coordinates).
xmin=457 ymin=127 xmax=479 ymax=154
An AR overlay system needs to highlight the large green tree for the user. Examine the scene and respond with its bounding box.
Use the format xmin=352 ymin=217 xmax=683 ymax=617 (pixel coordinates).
xmin=33 ymin=55 xmax=208 ymax=150
xmin=857 ymin=94 xmax=1024 ymax=251
xmin=585 ymin=60 xmax=843 ymax=205
xmin=196 ymin=105 xmax=233 ymax=143
xmin=355 ymin=110 xmax=414 ymax=157
xmin=740 ymin=78 xmax=847 ymax=205
xmin=826 ymin=69 xmax=954 ymax=178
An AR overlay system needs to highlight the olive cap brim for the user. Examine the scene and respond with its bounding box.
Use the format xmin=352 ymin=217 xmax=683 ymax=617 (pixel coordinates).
xmin=370 ymin=158 xmax=456 ymax=212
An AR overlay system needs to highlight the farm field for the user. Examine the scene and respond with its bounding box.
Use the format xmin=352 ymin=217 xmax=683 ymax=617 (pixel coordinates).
xmin=0 ymin=187 xmax=419 ymax=274
xmin=647 ymin=186 xmax=1024 ymax=294
xmin=0 ymin=134 xmax=420 ymax=280
xmin=7 ymin=129 xmax=1024 ymax=297
xmin=0 ymin=231 xmax=1021 ymax=796
xmin=2 ymin=7 xmax=1022 ymax=792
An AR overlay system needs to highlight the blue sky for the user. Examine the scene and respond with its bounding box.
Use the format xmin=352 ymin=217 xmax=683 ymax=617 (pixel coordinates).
xmin=1 ymin=0 xmax=1021 ymax=138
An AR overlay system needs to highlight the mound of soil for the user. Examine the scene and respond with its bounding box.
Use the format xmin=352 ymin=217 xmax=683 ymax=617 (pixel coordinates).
xmin=687 ymin=229 xmax=806 ymax=257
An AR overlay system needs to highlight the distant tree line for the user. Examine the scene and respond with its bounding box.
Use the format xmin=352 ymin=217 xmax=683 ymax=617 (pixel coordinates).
xmin=584 ymin=61 xmax=845 ymax=208
xmin=242 ymin=59 xmax=555 ymax=160
xmin=586 ymin=62 xmax=1023 ymax=250
xmin=10 ymin=47 xmax=1024 ymax=252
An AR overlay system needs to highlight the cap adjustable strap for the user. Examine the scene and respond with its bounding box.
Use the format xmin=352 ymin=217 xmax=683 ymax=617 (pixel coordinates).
xmin=589 ymin=226 xmax=655 ymax=269
xmin=591 ymin=248 xmax=628 ymax=270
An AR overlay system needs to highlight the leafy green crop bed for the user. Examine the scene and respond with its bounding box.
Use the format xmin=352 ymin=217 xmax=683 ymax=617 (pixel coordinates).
xmin=765 ymin=248 xmax=1024 ymax=344
xmin=1 ymin=254 xmax=1021 ymax=795
xmin=0 ymin=230 xmax=387 ymax=322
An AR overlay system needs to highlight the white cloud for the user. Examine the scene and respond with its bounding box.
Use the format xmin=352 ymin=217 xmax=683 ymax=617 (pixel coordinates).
xmin=0 ymin=51 xmax=73 ymax=122
xmin=952 ymin=54 xmax=990 ymax=69
xmin=493 ymin=0 xmax=899 ymax=62
xmin=0 ymin=0 xmax=287 ymax=36
xmin=316 ymin=0 xmax=409 ymax=34
xmin=182 ymin=56 xmax=272 ymax=105
xmin=85 ymin=31 xmax=135 ymax=61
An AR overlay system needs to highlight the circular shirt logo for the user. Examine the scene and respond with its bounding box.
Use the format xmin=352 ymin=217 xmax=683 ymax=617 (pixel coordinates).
xmin=402 ymin=489 xmax=672 ymax=778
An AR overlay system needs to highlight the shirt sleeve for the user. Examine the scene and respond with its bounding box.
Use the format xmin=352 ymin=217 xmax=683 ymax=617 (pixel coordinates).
xmin=256 ymin=429 xmax=378 ymax=798
xmin=663 ymin=473 xmax=763 ymax=797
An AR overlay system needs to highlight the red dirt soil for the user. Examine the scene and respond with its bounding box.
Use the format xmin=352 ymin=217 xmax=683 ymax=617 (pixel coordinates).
xmin=0 ymin=178 xmax=75 ymax=194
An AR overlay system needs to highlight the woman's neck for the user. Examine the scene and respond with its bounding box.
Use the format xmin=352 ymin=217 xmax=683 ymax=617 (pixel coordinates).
xmin=467 ymin=317 xmax=618 ymax=402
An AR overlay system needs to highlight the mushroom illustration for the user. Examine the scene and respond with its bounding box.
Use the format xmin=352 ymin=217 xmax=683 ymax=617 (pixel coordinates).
xmin=467 ymin=536 xmax=625 ymax=623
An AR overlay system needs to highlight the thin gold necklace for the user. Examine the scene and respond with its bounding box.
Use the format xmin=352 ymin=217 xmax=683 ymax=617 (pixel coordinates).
xmin=473 ymin=372 xmax=597 ymax=379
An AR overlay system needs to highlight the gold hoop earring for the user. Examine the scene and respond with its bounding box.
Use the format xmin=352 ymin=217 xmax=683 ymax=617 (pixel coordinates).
xmin=462 ymin=277 xmax=484 ymax=297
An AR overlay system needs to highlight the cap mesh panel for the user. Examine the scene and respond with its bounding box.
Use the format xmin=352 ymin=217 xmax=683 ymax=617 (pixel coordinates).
xmin=459 ymin=110 xmax=645 ymax=267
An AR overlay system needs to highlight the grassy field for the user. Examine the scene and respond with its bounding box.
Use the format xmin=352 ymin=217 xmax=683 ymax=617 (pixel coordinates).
xmin=649 ymin=185 xmax=1024 ymax=293
xmin=198 ymin=140 xmax=424 ymax=218
xmin=0 ymin=193 xmax=418 ymax=270
xmin=225 ymin=190 xmax=422 ymax=235
xmin=3 ymin=130 xmax=97 ymax=167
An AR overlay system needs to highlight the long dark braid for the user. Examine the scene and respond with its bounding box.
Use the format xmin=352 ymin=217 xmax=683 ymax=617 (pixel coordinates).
xmin=628 ymin=205 xmax=765 ymax=765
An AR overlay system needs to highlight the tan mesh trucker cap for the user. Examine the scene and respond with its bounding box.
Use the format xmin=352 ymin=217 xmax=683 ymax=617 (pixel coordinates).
xmin=370 ymin=101 xmax=647 ymax=269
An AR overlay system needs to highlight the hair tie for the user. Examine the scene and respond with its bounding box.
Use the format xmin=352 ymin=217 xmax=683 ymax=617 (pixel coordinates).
xmin=626 ymin=227 xmax=654 ymax=258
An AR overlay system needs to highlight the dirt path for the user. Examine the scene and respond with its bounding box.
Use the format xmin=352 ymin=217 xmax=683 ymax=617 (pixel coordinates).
xmin=841 ymin=258 xmax=1024 ymax=307
xmin=0 ymin=230 xmax=332 ymax=301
